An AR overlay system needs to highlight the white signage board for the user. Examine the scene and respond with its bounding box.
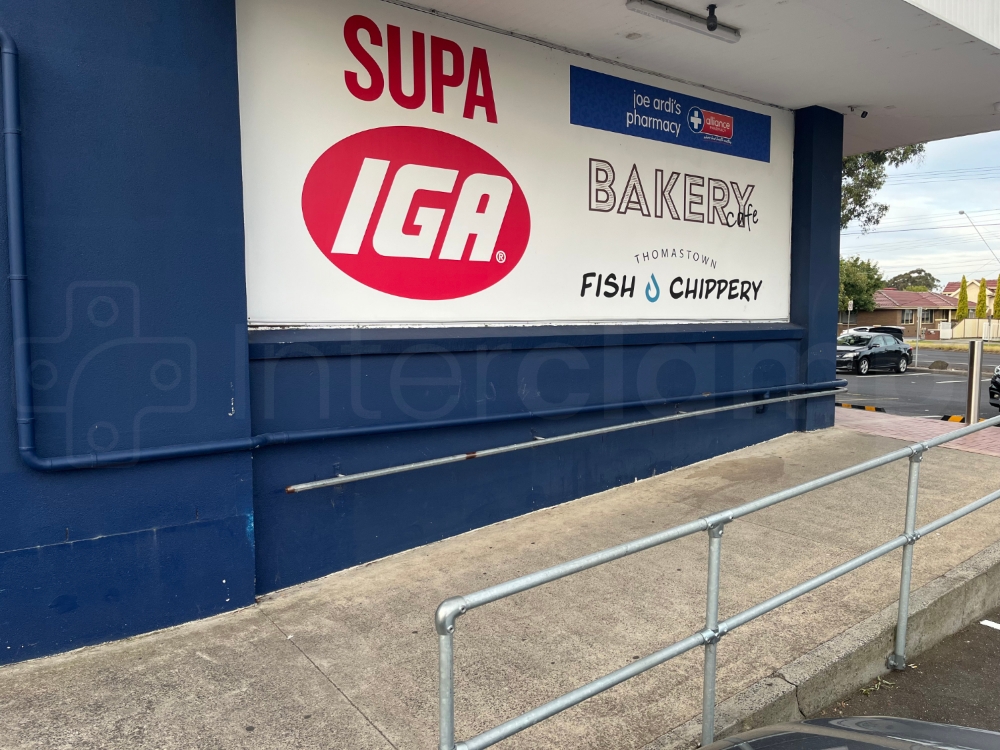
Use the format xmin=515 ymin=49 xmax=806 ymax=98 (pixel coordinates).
xmin=237 ymin=0 xmax=794 ymax=327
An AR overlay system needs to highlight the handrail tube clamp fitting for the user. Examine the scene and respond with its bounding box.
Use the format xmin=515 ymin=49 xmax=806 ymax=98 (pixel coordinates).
xmin=436 ymin=597 xmax=469 ymax=635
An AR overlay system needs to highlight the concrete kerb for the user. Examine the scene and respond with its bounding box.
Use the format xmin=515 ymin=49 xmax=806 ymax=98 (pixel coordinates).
xmin=643 ymin=537 xmax=1000 ymax=750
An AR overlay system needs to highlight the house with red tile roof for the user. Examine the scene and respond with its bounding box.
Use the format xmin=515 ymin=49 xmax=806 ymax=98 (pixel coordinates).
xmin=942 ymin=278 xmax=996 ymax=308
xmin=841 ymin=288 xmax=975 ymax=338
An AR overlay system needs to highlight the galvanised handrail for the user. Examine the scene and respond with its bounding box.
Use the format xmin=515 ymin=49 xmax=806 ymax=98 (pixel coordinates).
xmin=286 ymin=385 xmax=846 ymax=492
xmin=435 ymin=412 xmax=1000 ymax=750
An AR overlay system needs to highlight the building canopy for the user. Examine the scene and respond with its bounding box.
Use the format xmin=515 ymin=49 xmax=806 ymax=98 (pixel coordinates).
xmin=402 ymin=0 xmax=1000 ymax=154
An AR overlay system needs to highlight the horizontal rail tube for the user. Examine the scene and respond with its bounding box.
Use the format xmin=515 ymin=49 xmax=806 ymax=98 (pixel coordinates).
xmin=454 ymin=481 xmax=1000 ymax=750
xmin=916 ymin=486 xmax=1000 ymax=538
xmin=465 ymin=516 xmax=710 ymax=610
xmin=20 ymin=379 xmax=845 ymax=471
xmin=18 ymin=348 xmax=842 ymax=470
xmin=287 ymin=386 xmax=846 ymax=493
xmin=460 ymin=631 xmax=708 ymax=750
xmin=722 ymin=535 xmax=910 ymax=633
xmin=724 ymin=411 xmax=1000 ymax=523
xmin=445 ymin=412 xmax=1000 ymax=613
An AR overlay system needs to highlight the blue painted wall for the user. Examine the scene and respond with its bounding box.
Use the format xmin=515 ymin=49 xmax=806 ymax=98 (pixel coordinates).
xmin=0 ymin=0 xmax=842 ymax=662
xmin=791 ymin=106 xmax=844 ymax=431
xmin=0 ymin=0 xmax=254 ymax=664
xmin=249 ymin=325 xmax=811 ymax=592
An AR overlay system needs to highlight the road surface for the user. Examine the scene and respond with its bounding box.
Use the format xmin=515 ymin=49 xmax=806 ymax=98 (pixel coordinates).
xmin=838 ymin=371 xmax=996 ymax=418
xmin=908 ymin=346 xmax=1000 ymax=372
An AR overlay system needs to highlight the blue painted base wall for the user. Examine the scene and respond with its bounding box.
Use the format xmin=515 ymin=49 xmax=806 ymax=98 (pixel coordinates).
xmin=249 ymin=325 xmax=814 ymax=592
xmin=0 ymin=0 xmax=255 ymax=665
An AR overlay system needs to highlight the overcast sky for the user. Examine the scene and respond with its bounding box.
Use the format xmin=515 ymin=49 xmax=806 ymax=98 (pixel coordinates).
xmin=839 ymin=129 xmax=1000 ymax=290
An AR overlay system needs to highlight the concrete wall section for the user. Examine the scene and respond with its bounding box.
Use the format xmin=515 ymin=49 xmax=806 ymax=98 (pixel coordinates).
xmin=0 ymin=0 xmax=255 ymax=664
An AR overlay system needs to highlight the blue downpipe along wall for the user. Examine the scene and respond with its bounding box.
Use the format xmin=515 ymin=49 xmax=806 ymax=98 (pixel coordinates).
xmin=0 ymin=0 xmax=842 ymax=662
xmin=0 ymin=0 xmax=255 ymax=664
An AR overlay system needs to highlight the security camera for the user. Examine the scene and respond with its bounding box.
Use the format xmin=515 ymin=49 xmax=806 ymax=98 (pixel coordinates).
xmin=706 ymin=4 xmax=718 ymax=32
xmin=860 ymin=110 xmax=869 ymax=119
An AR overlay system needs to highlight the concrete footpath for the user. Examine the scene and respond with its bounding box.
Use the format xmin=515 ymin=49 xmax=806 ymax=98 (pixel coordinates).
xmin=3 ymin=411 xmax=1000 ymax=750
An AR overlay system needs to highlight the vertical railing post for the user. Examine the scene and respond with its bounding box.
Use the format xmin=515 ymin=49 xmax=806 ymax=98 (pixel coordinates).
xmin=702 ymin=521 xmax=726 ymax=746
xmin=436 ymin=596 xmax=467 ymax=750
xmin=889 ymin=451 xmax=922 ymax=670
xmin=440 ymin=632 xmax=456 ymax=750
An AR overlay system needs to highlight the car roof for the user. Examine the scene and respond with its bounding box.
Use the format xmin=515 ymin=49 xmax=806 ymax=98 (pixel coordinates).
xmin=704 ymin=717 xmax=1000 ymax=750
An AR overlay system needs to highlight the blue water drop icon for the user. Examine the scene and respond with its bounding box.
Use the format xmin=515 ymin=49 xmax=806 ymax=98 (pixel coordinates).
xmin=645 ymin=273 xmax=660 ymax=302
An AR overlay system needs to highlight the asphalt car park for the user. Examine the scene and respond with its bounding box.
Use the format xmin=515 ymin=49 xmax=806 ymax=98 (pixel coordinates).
xmin=908 ymin=347 xmax=1000 ymax=372
xmin=839 ymin=371 xmax=997 ymax=418
xmin=835 ymin=332 xmax=1000 ymax=417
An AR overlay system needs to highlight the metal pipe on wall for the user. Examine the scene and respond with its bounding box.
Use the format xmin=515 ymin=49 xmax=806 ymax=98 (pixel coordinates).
xmin=285 ymin=388 xmax=845 ymax=492
xmin=0 ymin=28 xmax=35 ymax=466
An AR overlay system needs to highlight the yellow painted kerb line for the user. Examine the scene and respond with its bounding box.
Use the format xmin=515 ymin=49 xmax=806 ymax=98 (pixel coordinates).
xmin=835 ymin=403 xmax=885 ymax=413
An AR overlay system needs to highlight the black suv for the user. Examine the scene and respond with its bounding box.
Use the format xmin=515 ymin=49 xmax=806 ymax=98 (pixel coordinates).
xmin=836 ymin=332 xmax=913 ymax=375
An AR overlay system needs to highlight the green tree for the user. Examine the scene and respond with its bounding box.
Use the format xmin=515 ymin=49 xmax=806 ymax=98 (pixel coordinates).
xmin=993 ymin=275 xmax=1000 ymax=319
xmin=885 ymin=268 xmax=939 ymax=291
xmin=955 ymin=276 xmax=969 ymax=322
xmin=839 ymin=256 xmax=884 ymax=312
xmin=842 ymin=145 xmax=926 ymax=232
xmin=976 ymin=278 xmax=989 ymax=319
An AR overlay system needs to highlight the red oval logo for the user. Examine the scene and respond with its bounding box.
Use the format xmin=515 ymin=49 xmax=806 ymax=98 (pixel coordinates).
xmin=302 ymin=126 xmax=530 ymax=300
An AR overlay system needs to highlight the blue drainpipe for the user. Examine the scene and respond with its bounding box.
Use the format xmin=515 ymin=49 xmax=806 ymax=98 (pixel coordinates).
xmin=0 ymin=28 xmax=845 ymax=471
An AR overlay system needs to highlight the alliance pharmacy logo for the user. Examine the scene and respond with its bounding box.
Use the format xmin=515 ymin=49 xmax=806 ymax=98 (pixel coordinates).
xmin=688 ymin=106 xmax=734 ymax=141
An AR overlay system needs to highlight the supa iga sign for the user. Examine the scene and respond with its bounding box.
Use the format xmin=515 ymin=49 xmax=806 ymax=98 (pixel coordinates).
xmin=302 ymin=126 xmax=529 ymax=299
xmin=237 ymin=0 xmax=794 ymax=326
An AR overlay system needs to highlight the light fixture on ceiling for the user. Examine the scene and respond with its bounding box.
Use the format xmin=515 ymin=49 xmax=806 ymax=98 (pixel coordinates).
xmin=625 ymin=0 xmax=741 ymax=43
